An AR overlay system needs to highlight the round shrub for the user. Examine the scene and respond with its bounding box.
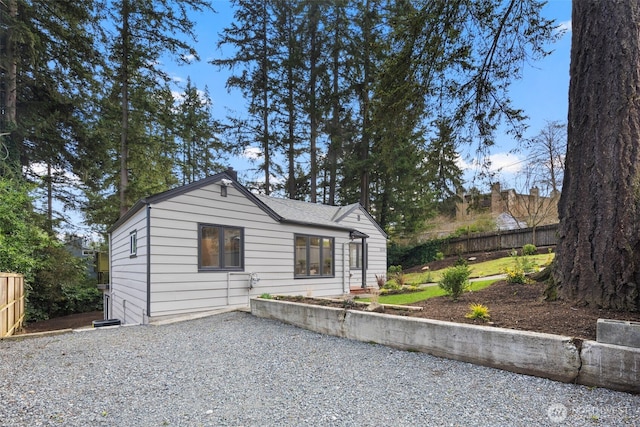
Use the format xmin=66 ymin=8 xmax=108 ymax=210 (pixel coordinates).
xmin=438 ymin=265 xmax=471 ymax=301
xmin=522 ymin=244 xmax=537 ymax=256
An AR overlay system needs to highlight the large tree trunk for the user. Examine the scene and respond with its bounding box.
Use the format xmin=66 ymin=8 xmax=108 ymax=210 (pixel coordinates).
xmin=554 ymin=0 xmax=640 ymax=311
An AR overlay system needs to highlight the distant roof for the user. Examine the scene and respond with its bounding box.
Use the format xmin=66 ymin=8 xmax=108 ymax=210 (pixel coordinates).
xmin=496 ymin=212 xmax=528 ymax=230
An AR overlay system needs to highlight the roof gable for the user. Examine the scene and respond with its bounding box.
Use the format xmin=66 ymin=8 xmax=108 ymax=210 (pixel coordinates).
xmin=107 ymin=171 xmax=273 ymax=233
xmin=108 ymin=172 xmax=386 ymax=238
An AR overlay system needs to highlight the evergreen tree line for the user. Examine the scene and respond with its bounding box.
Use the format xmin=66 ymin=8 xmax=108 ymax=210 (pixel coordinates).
xmin=1 ymin=0 xmax=559 ymax=240
xmin=214 ymin=0 xmax=559 ymax=236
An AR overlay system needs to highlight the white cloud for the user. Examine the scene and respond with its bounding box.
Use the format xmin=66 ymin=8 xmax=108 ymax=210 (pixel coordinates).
xmin=181 ymin=54 xmax=196 ymax=63
xmin=171 ymin=88 xmax=210 ymax=107
xmin=456 ymin=152 xmax=523 ymax=174
xmin=486 ymin=152 xmax=524 ymax=174
xmin=26 ymin=163 xmax=81 ymax=185
xmin=455 ymin=155 xmax=473 ymax=171
xmin=243 ymin=147 xmax=262 ymax=160
xmin=557 ymin=20 xmax=571 ymax=34
xmin=171 ymin=90 xmax=184 ymax=103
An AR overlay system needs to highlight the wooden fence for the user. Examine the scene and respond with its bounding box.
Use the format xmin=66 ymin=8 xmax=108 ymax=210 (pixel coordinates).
xmin=1 ymin=273 xmax=25 ymax=337
xmin=442 ymin=223 xmax=559 ymax=256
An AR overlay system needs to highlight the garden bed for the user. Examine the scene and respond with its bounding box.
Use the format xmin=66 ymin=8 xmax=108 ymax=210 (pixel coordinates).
xmin=275 ymin=280 xmax=640 ymax=341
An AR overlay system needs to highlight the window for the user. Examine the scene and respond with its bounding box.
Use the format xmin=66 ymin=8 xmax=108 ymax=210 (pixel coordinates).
xmin=349 ymin=242 xmax=367 ymax=269
xmin=199 ymin=224 xmax=243 ymax=271
xmin=129 ymin=231 xmax=137 ymax=257
xmin=349 ymin=243 xmax=360 ymax=268
xmin=295 ymin=234 xmax=334 ymax=278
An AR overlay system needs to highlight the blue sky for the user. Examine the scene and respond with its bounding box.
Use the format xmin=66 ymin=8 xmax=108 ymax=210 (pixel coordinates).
xmin=47 ymin=1 xmax=573 ymax=238
xmin=164 ymin=0 xmax=572 ymax=189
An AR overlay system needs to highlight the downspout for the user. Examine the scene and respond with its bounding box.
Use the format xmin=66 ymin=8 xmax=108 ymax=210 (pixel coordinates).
xmin=146 ymin=204 xmax=151 ymax=322
xmin=361 ymin=237 xmax=366 ymax=289
xmin=342 ymin=242 xmax=348 ymax=294
xmin=107 ymin=232 xmax=112 ymax=320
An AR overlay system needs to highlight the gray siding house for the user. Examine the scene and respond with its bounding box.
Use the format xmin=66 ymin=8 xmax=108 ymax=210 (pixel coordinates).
xmin=106 ymin=170 xmax=387 ymax=324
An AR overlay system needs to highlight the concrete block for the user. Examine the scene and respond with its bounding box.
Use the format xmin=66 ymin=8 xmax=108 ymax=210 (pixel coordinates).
xmin=597 ymin=318 xmax=640 ymax=348
xmin=250 ymin=298 xmax=346 ymax=337
xmin=578 ymin=340 xmax=640 ymax=393
xmin=343 ymin=310 xmax=581 ymax=383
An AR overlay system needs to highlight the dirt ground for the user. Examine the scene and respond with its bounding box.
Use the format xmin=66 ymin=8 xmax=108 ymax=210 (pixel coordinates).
xmin=281 ymin=280 xmax=640 ymax=341
xmin=409 ymin=249 xmax=640 ymax=340
xmin=399 ymin=280 xmax=640 ymax=340
xmin=18 ymin=311 xmax=104 ymax=334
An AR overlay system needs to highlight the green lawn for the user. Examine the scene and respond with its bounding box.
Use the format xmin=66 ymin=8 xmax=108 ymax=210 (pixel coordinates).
xmin=372 ymin=252 xmax=555 ymax=305
xmin=404 ymin=252 xmax=554 ymax=285
xmin=362 ymin=279 xmax=498 ymax=305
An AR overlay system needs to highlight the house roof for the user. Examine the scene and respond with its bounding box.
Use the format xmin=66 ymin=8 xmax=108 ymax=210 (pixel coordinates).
xmin=255 ymin=194 xmax=354 ymax=228
xmin=254 ymin=195 xmax=386 ymax=238
xmin=108 ymin=171 xmax=387 ymax=238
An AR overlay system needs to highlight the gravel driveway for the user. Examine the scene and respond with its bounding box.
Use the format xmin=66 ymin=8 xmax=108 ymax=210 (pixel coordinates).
xmin=1 ymin=311 xmax=638 ymax=426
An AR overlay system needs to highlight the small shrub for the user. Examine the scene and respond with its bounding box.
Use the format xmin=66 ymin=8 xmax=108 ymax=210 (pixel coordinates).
xmin=522 ymin=244 xmax=537 ymax=256
xmin=520 ymin=256 xmax=537 ymax=273
xmin=61 ymin=282 xmax=102 ymax=314
xmin=387 ymin=265 xmax=402 ymax=275
xmin=259 ymin=293 xmax=273 ymax=299
xmin=387 ymin=265 xmax=406 ymax=287
xmin=383 ymin=281 xmax=402 ymax=291
xmin=375 ymin=274 xmax=386 ymax=289
xmin=438 ymin=265 xmax=471 ymax=300
xmin=504 ymin=263 xmax=526 ymax=284
xmin=465 ymin=303 xmax=490 ymax=321
xmin=435 ymin=251 xmax=445 ymax=261
xmin=454 ymin=256 xmax=468 ymax=267
xmin=394 ymin=272 xmax=407 ymax=287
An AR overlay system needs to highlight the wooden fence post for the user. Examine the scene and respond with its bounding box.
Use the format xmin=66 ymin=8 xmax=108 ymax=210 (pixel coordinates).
xmin=1 ymin=273 xmax=25 ymax=337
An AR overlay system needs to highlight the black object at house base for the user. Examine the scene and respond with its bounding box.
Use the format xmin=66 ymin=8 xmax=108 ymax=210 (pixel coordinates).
xmin=92 ymin=319 xmax=121 ymax=328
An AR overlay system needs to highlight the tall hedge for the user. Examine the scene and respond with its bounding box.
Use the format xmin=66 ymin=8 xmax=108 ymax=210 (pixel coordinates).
xmin=388 ymin=238 xmax=449 ymax=269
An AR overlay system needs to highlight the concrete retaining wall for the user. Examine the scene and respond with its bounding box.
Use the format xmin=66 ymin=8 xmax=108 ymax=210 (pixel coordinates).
xmin=578 ymin=340 xmax=640 ymax=392
xmin=250 ymin=298 xmax=640 ymax=393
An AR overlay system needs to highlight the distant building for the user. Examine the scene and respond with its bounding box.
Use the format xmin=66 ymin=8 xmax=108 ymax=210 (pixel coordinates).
xmin=456 ymin=183 xmax=559 ymax=230
xmin=64 ymin=236 xmax=98 ymax=278
xmin=65 ymin=236 xmax=108 ymax=281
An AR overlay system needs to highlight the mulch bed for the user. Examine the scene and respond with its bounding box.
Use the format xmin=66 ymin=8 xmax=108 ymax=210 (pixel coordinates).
xmin=277 ymin=280 xmax=640 ymax=341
